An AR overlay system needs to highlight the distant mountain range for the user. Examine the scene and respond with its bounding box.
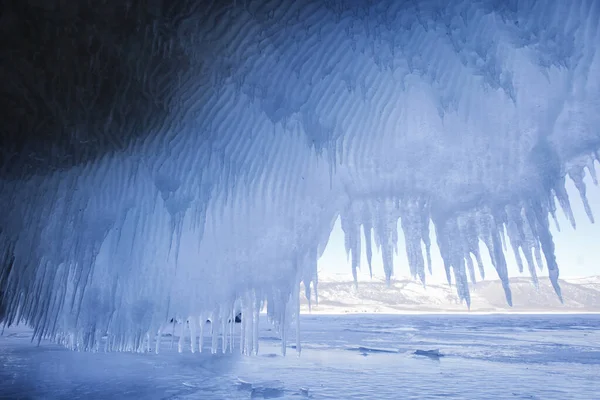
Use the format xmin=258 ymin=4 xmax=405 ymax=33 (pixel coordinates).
xmin=300 ymin=274 xmax=600 ymax=314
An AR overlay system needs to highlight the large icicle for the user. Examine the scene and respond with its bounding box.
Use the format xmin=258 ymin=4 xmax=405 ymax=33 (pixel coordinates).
xmin=400 ymin=199 xmax=427 ymax=284
xmin=340 ymin=204 xmax=362 ymax=285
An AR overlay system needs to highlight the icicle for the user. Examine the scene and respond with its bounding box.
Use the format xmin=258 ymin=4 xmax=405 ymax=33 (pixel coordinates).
xmin=548 ymin=192 xmax=561 ymax=232
xmin=279 ymin=297 xmax=287 ymax=357
xmin=568 ymin=166 xmax=594 ymax=223
xmin=490 ymin=227 xmax=512 ymax=307
xmin=457 ymin=214 xmax=477 ymax=284
xmin=381 ymin=243 xmax=394 ymax=284
xmin=400 ymin=199 xmax=425 ymax=283
xmin=373 ymin=199 xmax=400 ymax=284
xmin=587 ymin=155 xmax=598 ymax=185
xmin=521 ymin=207 xmax=545 ymax=274
xmin=211 ymin=311 xmax=219 ymax=354
xmin=253 ymin=293 xmax=260 ymax=356
xmin=340 ymin=208 xmax=361 ymax=285
xmin=240 ymin=308 xmax=248 ymax=355
xmin=198 ymin=315 xmax=204 ymax=353
xmin=155 ymin=327 xmax=161 ymax=354
xmin=304 ymin=280 xmax=312 ymax=312
xmin=534 ymin=243 xmax=544 ymax=271
xmin=295 ymin=309 xmax=301 ymax=356
xmin=477 ymin=210 xmax=512 ymax=306
xmin=474 ymin=249 xmax=485 ymax=281
xmin=221 ymin=306 xmax=228 ymax=354
xmin=505 ymin=204 xmax=525 ymax=274
xmin=434 ymin=218 xmax=453 ymax=287
xmin=450 ymin=218 xmax=470 ymax=306
xmin=499 ymin=224 xmax=508 ymax=252
xmin=525 ymin=201 xmax=562 ymax=301
xmin=509 ymin=239 xmax=524 ymax=274
xmin=178 ymin=320 xmax=186 ymax=353
xmin=302 ymin=247 xmax=318 ymax=311
xmin=524 ymin=248 xmax=539 ymax=289
xmin=241 ymin=291 xmax=256 ymax=356
xmin=362 ymin=222 xmax=374 ymax=278
xmin=554 ymin=178 xmax=576 ymax=229
xmin=170 ymin=319 xmax=176 ymax=349
xmin=313 ymin=276 xmax=319 ymax=307
xmin=189 ymin=316 xmax=197 ymax=353
xmin=229 ymin=305 xmax=235 ymax=354
xmin=465 ymin=254 xmax=476 ymax=284
xmin=291 ymin=276 xmax=301 ymax=355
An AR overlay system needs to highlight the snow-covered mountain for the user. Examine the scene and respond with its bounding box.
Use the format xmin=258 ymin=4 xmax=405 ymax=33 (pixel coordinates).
xmin=300 ymin=274 xmax=600 ymax=314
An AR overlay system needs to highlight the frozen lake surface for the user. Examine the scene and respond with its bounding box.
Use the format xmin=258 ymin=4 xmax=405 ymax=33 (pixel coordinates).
xmin=1 ymin=314 xmax=599 ymax=399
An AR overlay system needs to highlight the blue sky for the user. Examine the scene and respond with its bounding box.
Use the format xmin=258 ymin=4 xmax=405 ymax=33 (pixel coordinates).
xmin=319 ymin=174 xmax=600 ymax=280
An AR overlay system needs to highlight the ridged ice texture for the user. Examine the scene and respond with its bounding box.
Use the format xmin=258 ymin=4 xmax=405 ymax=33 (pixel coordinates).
xmin=1 ymin=0 xmax=599 ymax=354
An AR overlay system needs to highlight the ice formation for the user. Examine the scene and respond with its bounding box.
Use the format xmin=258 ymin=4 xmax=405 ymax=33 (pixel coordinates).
xmin=0 ymin=0 xmax=599 ymax=354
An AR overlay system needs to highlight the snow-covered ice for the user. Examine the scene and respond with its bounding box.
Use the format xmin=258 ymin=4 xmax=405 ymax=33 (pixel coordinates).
xmin=1 ymin=314 xmax=599 ymax=399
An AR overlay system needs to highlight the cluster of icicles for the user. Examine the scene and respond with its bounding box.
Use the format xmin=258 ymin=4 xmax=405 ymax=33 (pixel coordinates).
xmin=23 ymin=153 xmax=599 ymax=356
xmin=340 ymin=153 xmax=599 ymax=309
xmin=1 ymin=0 xmax=599 ymax=355
xmin=50 ymin=290 xmax=302 ymax=356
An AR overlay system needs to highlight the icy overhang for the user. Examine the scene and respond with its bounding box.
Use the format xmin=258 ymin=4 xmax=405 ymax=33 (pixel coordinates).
xmin=0 ymin=0 xmax=599 ymax=354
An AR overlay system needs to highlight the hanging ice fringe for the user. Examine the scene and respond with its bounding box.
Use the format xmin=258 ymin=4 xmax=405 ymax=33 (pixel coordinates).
xmin=0 ymin=0 xmax=599 ymax=353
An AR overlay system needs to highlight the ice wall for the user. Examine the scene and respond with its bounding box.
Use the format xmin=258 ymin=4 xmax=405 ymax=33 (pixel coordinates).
xmin=1 ymin=0 xmax=599 ymax=354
